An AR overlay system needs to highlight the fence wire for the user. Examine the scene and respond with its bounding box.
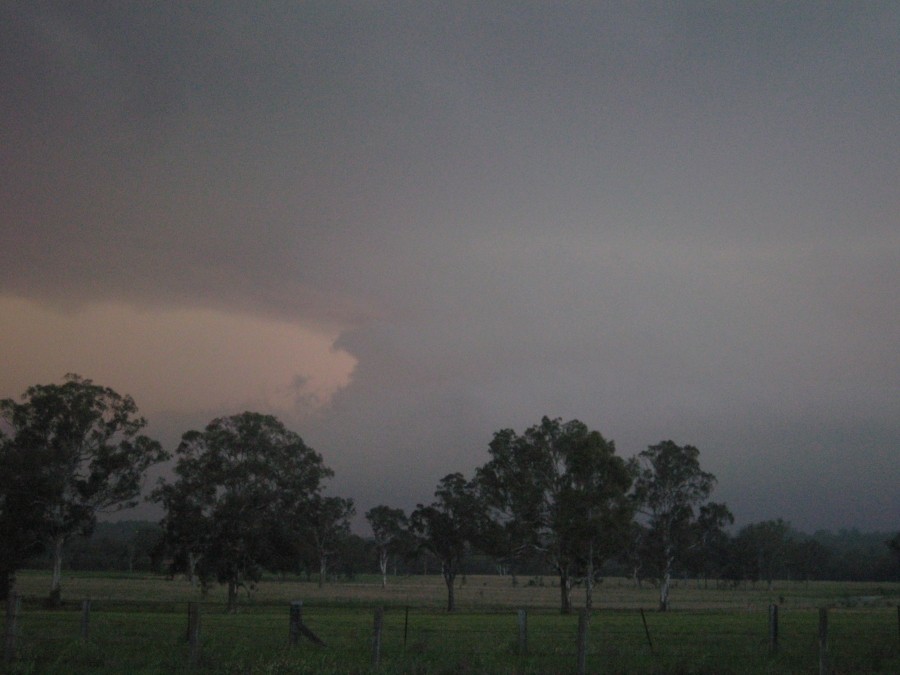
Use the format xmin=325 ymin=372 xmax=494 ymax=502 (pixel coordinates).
xmin=4 ymin=599 xmax=900 ymax=673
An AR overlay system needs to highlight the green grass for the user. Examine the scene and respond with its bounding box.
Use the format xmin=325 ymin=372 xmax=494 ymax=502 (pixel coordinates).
xmin=4 ymin=573 xmax=900 ymax=673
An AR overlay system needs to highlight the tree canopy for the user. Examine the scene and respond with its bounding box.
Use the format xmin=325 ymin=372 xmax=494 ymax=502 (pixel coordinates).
xmin=632 ymin=440 xmax=726 ymax=611
xmin=477 ymin=417 xmax=633 ymax=613
xmin=153 ymin=412 xmax=332 ymax=611
xmin=0 ymin=374 xmax=166 ymax=604
xmin=366 ymin=505 xmax=410 ymax=588
xmin=410 ymin=473 xmax=485 ymax=612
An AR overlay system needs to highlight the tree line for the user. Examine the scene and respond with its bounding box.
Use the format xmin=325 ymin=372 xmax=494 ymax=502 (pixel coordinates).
xmin=2 ymin=375 xmax=898 ymax=613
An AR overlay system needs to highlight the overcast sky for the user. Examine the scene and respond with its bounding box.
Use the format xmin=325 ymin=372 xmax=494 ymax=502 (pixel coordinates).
xmin=2 ymin=2 xmax=898 ymax=533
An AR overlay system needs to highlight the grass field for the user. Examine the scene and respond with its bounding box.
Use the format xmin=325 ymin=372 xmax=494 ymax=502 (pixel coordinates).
xmin=4 ymin=572 xmax=899 ymax=673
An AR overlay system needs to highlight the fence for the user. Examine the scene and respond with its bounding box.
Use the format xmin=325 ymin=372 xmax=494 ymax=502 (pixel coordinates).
xmin=4 ymin=594 xmax=900 ymax=673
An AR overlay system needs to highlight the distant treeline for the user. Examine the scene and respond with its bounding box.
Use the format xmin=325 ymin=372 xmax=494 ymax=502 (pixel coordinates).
xmin=25 ymin=519 xmax=900 ymax=584
xmin=3 ymin=377 xmax=898 ymax=614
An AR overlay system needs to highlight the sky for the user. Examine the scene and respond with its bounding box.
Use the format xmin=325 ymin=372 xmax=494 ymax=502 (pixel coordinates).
xmin=2 ymin=2 xmax=898 ymax=534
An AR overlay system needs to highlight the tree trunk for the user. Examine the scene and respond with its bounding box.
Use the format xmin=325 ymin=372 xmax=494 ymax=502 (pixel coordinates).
xmin=0 ymin=569 xmax=12 ymax=601
xmin=558 ymin=568 xmax=572 ymax=614
xmin=659 ymin=568 xmax=671 ymax=612
xmin=658 ymin=545 xmax=675 ymax=612
xmin=49 ymin=534 xmax=65 ymax=606
xmin=585 ymin=546 xmax=595 ymax=612
xmin=319 ymin=554 xmax=327 ymax=588
xmin=227 ymin=579 xmax=238 ymax=613
xmin=442 ymin=562 xmax=456 ymax=612
xmin=379 ymin=551 xmax=388 ymax=589
xmin=187 ymin=551 xmax=199 ymax=588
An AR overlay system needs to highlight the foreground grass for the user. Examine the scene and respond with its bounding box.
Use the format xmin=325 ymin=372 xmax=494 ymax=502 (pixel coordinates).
xmin=4 ymin=573 xmax=900 ymax=673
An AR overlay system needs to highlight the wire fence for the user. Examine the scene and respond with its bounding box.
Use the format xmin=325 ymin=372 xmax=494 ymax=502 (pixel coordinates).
xmin=4 ymin=594 xmax=900 ymax=673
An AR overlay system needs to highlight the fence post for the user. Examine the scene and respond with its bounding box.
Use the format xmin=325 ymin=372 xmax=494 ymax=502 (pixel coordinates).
xmin=576 ymin=609 xmax=589 ymax=675
xmin=768 ymin=603 xmax=778 ymax=654
xmin=81 ymin=599 xmax=91 ymax=641
xmin=372 ymin=606 xmax=384 ymax=667
xmin=289 ymin=601 xmax=303 ymax=646
xmin=4 ymin=593 xmax=20 ymax=665
xmin=818 ymin=607 xmax=828 ymax=675
xmin=517 ymin=609 xmax=527 ymax=655
xmin=188 ymin=601 xmax=201 ymax=666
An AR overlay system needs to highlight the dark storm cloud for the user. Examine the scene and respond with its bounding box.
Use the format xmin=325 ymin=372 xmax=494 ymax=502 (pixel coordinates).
xmin=2 ymin=2 xmax=898 ymax=531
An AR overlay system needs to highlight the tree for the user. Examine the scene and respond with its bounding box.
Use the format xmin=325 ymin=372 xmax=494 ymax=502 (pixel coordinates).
xmin=153 ymin=474 xmax=214 ymax=591
xmin=477 ymin=417 xmax=633 ymax=613
xmin=734 ymin=519 xmax=792 ymax=589
xmin=619 ymin=521 xmax=650 ymax=589
xmin=153 ymin=412 xmax=331 ymax=612
xmin=788 ymin=537 xmax=831 ymax=582
xmin=686 ymin=502 xmax=734 ymax=587
xmin=410 ymin=473 xmax=485 ymax=612
xmin=366 ymin=505 xmax=410 ymax=588
xmin=0 ymin=374 xmax=166 ymax=605
xmin=0 ymin=431 xmax=55 ymax=600
xmin=632 ymin=440 xmax=722 ymax=611
xmin=306 ymin=495 xmax=355 ymax=588
xmin=888 ymin=533 xmax=900 ymax=574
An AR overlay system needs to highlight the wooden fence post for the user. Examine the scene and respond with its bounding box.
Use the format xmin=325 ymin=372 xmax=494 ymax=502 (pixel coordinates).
xmin=768 ymin=603 xmax=778 ymax=654
xmin=4 ymin=593 xmax=20 ymax=665
xmin=576 ymin=609 xmax=589 ymax=675
xmin=81 ymin=599 xmax=91 ymax=641
xmin=517 ymin=609 xmax=527 ymax=655
xmin=372 ymin=606 xmax=384 ymax=667
xmin=188 ymin=601 xmax=201 ymax=666
xmin=818 ymin=607 xmax=828 ymax=675
xmin=289 ymin=601 xmax=303 ymax=646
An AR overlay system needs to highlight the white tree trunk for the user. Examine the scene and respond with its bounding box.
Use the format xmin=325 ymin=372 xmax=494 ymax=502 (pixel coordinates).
xmin=187 ymin=551 xmax=199 ymax=588
xmin=379 ymin=550 xmax=388 ymax=589
xmin=659 ymin=552 xmax=674 ymax=612
xmin=50 ymin=534 xmax=65 ymax=599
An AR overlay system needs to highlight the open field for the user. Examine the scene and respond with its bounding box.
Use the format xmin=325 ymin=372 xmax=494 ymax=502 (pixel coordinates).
xmin=4 ymin=572 xmax=900 ymax=673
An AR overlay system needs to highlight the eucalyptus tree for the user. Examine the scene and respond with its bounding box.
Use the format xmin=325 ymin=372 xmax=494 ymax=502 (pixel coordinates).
xmin=410 ymin=473 xmax=486 ymax=612
xmin=306 ymin=494 xmax=355 ymax=587
xmin=366 ymin=505 xmax=409 ymax=588
xmin=477 ymin=417 xmax=633 ymax=613
xmin=0 ymin=430 xmax=55 ymax=599
xmin=0 ymin=374 xmax=166 ymax=605
xmin=154 ymin=412 xmax=331 ymax=612
xmin=632 ymin=440 xmax=726 ymax=611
